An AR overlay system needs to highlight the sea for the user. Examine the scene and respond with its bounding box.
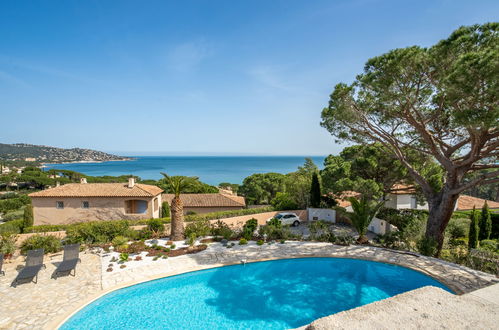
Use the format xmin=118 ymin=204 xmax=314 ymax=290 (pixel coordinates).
xmin=44 ymin=156 xmax=326 ymax=185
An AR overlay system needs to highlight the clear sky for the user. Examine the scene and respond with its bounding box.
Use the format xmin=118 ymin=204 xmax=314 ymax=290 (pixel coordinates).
xmin=1 ymin=0 xmax=498 ymax=156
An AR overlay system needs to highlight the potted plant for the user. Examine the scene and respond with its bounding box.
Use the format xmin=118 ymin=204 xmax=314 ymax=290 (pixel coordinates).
xmin=0 ymin=233 xmax=17 ymax=259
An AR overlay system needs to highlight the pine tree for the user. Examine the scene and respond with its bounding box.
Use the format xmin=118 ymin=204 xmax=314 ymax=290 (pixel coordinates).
xmin=309 ymin=172 xmax=321 ymax=208
xmin=468 ymin=207 xmax=479 ymax=250
xmin=479 ymin=202 xmax=492 ymax=240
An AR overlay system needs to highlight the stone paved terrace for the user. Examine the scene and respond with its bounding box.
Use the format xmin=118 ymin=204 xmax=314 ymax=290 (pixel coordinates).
xmin=0 ymin=241 xmax=497 ymax=329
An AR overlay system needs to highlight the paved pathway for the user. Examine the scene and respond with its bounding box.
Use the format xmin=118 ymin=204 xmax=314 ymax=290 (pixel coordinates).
xmin=0 ymin=241 xmax=497 ymax=329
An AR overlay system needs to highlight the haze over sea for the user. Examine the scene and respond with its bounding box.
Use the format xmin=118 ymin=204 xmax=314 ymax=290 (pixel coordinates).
xmin=45 ymin=156 xmax=326 ymax=185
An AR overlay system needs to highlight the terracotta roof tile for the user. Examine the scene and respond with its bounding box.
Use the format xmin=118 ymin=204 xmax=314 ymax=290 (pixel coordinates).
xmin=456 ymin=195 xmax=499 ymax=210
xmin=29 ymin=183 xmax=163 ymax=198
xmin=162 ymin=193 xmax=246 ymax=207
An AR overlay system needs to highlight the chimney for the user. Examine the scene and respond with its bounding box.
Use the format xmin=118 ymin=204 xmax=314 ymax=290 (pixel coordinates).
xmin=128 ymin=177 xmax=135 ymax=188
xmin=56 ymin=181 xmax=60 ymax=187
xmin=80 ymin=178 xmax=87 ymax=184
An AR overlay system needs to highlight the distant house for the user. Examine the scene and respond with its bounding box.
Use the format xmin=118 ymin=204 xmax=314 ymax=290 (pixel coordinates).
xmin=29 ymin=178 xmax=163 ymax=225
xmin=337 ymin=184 xmax=499 ymax=211
xmin=162 ymin=193 xmax=246 ymax=215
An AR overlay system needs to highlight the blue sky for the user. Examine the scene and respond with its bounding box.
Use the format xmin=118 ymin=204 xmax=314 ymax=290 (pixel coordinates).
xmin=1 ymin=0 xmax=498 ymax=156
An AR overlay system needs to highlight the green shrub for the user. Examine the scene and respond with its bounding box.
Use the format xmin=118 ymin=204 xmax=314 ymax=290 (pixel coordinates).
xmin=334 ymin=234 xmax=354 ymax=246
xmin=119 ymin=252 xmax=129 ymax=263
xmin=187 ymin=233 xmax=196 ymax=246
xmin=0 ymin=219 xmax=24 ymax=235
xmin=376 ymin=231 xmax=406 ymax=249
xmin=239 ymin=238 xmax=248 ymax=245
xmin=111 ymin=236 xmax=129 ymax=247
xmin=449 ymin=237 xmax=468 ymax=247
xmin=267 ymin=217 xmax=282 ymax=228
xmin=2 ymin=209 xmax=25 ymax=222
xmin=24 ymin=224 xmax=68 ymax=233
xmin=23 ymin=205 xmax=34 ymax=228
xmin=65 ymin=220 xmax=129 ymax=244
xmin=446 ymin=217 xmax=469 ymax=239
xmin=125 ymin=241 xmax=147 ymax=254
xmin=417 ymin=237 xmax=438 ymax=257
xmin=161 ymin=201 xmax=170 ymax=218
xmin=20 ymin=234 xmax=62 ymax=254
xmin=186 ymin=211 xmax=197 ymax=215
xmin=147 ymin=218 xmax=165 ymax=235
xmin=258 ymin=222 xmax=290 ymax=240
xmin=185 ymin=219 xmax=211 ymax=239
xmin=185 ymin=206 xmax=274 ymax=223
xmin=256 ymin=239 xmax=264 ymax=246
xmin=137 ymin=228 xmax=153 ymax=240
xmin=210 ymin=220 xmax=234 ymax=239
xmin=242 ymin=218 xmax=258 ymax=240
xmin=0 ymin=233 xmax=16 ymax=255
xmin=271 ymin=192 xmax=298 ymax=210
xmin=479 ymin=239 xmax=498 ymax=253
xmin=377 ymin=207 xmax=428 ymax=236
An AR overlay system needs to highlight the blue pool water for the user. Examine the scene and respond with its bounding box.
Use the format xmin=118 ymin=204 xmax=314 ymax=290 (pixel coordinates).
xmin=61 ymin=258 xmax=451 ymax=330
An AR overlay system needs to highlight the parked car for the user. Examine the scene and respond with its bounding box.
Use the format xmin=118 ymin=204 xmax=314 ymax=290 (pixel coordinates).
xmin=267 ymin=212 xmax=301 ymax=227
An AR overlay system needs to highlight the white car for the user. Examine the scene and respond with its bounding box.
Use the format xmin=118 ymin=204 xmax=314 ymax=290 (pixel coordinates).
xmin=267 ymin=212 xmax=301 ymax=226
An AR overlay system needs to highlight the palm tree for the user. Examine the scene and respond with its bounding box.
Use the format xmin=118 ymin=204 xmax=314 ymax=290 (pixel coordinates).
xmin=161 ymin=173 xmax=187 ymax=241
xmin=348 ymin=196 xmax=384 ymax=244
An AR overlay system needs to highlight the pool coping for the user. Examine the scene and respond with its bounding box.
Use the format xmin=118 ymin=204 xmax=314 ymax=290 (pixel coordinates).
xmin=47 ymin=245 xmax=498 ymax=330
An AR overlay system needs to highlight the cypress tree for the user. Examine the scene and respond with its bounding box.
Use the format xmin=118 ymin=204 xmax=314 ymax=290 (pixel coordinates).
xmin=479 ymin=202 xmax=492 ymax=240
xmin=161 ymin=201 xmax=171 ymax=218
xmin=23 ymin=204 xmax=34 ymax=229
xmin=468 ymin=207 xmax=479 ymax=250
xmin=309 ymin=172 xmax=321 ymax=208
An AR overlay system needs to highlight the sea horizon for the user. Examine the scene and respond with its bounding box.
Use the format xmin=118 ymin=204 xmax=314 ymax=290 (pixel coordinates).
xmin=44 ymin=155 xmax=327 ymax=185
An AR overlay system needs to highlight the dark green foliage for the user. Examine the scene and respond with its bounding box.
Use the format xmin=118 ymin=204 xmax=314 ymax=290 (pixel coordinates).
xmin=310 ymin=172 xmax=321 ymax=208
xmin=185 ymin=219 xmax=211 ymax=238
xmin=377 ymin=207 xmax=428 ymax=236
xmin=417 ymin=237 xmax=438 ymax=256
xmin=0 ymin=219 xmax=24 ymax=235
xmin=147 ymin=218 xmax=165 ymax=234
xmin=0 ymin=233 xmax=16 ymax=254
xmin=23 ymin=204 xmax=34 ymax=228
xmin=161 ymin=201 xmax=170 ymax=218
xmin=446 ymin=217 xmax=469 ymax=239
xmin=242 ymin=218 xmax=258 ymax=240
xmin=65 ymin=220 xmax=129 ymax=244
xmin=239 ymin=173 xmax=286 ymax=205
xmin=20 ymin=234 xmax=62 ymax=254
xmin=210 ymin=220 xmax=234 ymax=240
xmin=491 ymin=213 xmax=499 ymax=239
xmin=348 ymin=196 xmax=384 ymax=242
xmin=479 ymin=202 xmax=492 ymax=240
xmin=137 ymin=228 xmax=154 ymax=240
xmin=479 ymin=239 xmax=498 ymax=253
xmin=218 ymin=182 xmax=239 ymax=194
xmin=271 ymin=192 xmax=298 ymax=210
xmin=468 ymin=208 xmax=479 ymax=250
xmin=0 ymin=194 xmax=30 ymax=214
xmin=23 ymin=224 xmax=69 ymax=233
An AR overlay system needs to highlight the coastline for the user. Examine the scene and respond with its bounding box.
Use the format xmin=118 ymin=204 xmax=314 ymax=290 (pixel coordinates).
xmin=40 ymin=158 xmax=135 ymax=168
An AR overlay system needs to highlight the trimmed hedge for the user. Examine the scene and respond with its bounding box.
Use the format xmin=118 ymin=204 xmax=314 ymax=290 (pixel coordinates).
xmin=491 ymin=213 xmax=499 ymax=239
xmin=185 ymin=206 xmax=275 ymax=222
xmin=0 ymin=219 xmax=24 ymax=235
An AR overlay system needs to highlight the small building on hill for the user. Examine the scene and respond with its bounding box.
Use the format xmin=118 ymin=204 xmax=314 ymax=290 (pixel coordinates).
xmin=29 ymin=178 xmax=163 ymax=225
xmin=162 ymin=193 xmax=246 ymax=215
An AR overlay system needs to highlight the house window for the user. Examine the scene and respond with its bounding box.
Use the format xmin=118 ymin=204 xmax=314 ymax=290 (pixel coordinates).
xmin=153 ymin=198 xmax=158 ymax=211
xmin=82 ymin=201 xmax=90 ymax=209
xmin=56 ymin=201 xmax=64 ymax=209
xmin=410 ymin=196 xmax=417 ymax=209
xmin=125 ymin=200 xmax=148 ymax=214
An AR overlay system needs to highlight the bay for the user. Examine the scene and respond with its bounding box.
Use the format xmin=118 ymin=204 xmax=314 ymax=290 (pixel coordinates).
xmin=44 ymin=156 xmax=326 ymax=185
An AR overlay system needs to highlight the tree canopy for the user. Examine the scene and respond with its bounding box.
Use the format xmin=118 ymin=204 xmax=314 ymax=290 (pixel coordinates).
xmin=321 ymin=23 xmax=498 ymax=254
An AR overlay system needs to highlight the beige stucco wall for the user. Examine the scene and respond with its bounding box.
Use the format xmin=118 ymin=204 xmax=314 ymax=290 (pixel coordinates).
xmin=32 ymin=194 xmax=162 ymax=225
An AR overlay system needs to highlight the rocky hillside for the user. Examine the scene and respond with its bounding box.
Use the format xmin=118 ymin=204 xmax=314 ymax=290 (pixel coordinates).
xmin=0 ymin=143 xmax=130 ymax=163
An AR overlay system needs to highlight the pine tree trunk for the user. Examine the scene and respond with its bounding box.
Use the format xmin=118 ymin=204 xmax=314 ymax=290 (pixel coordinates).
xmin=425 ymin=191 xmax=459 ymax=256
xmin=170 ymin=196 xmax=185 ymax=240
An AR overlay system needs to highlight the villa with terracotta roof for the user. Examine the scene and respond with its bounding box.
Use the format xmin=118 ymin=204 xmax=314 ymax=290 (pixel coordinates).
xmin=162 ymin=192 xmax=246 ymax=214
xmin=29 ymin=178 xmax=163 ymax=225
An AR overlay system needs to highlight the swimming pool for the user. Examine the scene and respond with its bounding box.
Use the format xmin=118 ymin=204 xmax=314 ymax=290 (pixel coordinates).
xmin=61 ymin=258 xmax=451 ymax=329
